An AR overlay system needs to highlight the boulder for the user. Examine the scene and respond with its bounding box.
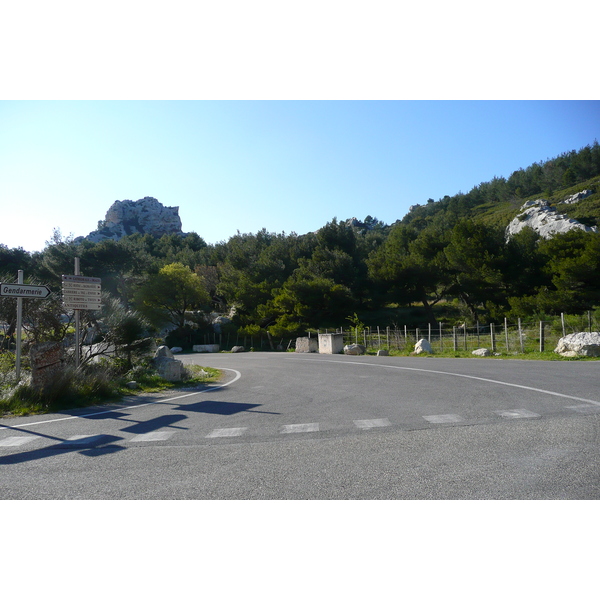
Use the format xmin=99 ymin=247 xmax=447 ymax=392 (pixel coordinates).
xmin=377 ymin=349 xmax=389 ymax=356
xmin=170 ymin=346 xmax=183 ymax=354
xmin=472 ymin=348 xmax=491 ymax=357
xmin=29 ymin=341 xmax=64 ymax=390
xmin=554 ymin=332 xmax=600 ymax=357
xmin=414 ymin=339 xmax=433 ymax=354
xmin=344 ymin=344 xmax=366 ymax=355
xmin=154 ymin=345 xmax=174 ymax=359
xmin=231 ymin=346 xmax=245 ymax=353
xmin=152 ymin=345 xmax=186 ymax=381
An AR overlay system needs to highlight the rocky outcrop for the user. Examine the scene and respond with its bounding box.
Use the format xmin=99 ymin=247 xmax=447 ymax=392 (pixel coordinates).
xmin=554 ymin=332 xmax=600 ymax=357
xmin=78 ymin=197 xmax=183 ymax=243
xmin=506 ymin=200 xmax=598 ymax=239
xmin=561 ymin=190 xmax=593 ymax=205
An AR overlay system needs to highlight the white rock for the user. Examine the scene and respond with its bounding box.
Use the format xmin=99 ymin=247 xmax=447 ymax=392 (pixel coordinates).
xmin=472 ymin=348 xmax=491 ymax=357
xmin=554 ymin=332 xmax=600 ymax=357
xmin=561 ymin=190 xmax=592 ymax=205
xmin=170 ymin=347 xmax=183 ymax=354
xmin=506 ymin=199 xmax=598 ymax=239
xmin=414 ymin=339 xmax=433 ymax=354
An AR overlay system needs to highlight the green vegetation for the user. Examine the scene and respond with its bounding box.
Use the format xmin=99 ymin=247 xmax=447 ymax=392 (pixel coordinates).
xmin=1 ymin=141 xmax=600 ymax=413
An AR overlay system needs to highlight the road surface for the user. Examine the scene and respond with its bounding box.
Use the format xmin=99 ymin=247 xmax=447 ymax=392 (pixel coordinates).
xmin=1 ymin=353 xmax=599 ymax=499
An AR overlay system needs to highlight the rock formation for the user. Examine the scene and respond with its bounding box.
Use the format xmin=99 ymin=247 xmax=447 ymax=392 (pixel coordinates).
xmin=506 ymin=199 xmax=598 ymax=240
xmin=78 ymin=197 xmax=184 ymax=243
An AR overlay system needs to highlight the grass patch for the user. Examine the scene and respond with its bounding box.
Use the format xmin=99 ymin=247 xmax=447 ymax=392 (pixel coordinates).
xmin=0 ymin=357 xmax=221 ymax=417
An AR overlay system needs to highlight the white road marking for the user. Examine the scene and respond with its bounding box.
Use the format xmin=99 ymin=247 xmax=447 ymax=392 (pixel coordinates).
xmin=0 ymin=368 xmax=242 ymax=432
xmin=354 ymin=418 xmax=391 ymax=429
xmin=495 ymin=409 xmax=540 ymax=419
xmin=62 ymin=435 xmax=107 ymax=445
xmin=0 ymin=436 xmax=36 ymax=447
xmin=130 ymin=432 xmax=175 ymax=442
xmin=281 ymin=423 xmax=319 ymax=434
xmin=423 ymin=414 xmax=464 ymax=424
xmin=206 ymin=427 xmax=247 ymax=438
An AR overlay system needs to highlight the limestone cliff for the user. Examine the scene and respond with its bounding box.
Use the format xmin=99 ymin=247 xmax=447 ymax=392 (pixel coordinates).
xmin=79 ymin=197 xmax=184 ymax=243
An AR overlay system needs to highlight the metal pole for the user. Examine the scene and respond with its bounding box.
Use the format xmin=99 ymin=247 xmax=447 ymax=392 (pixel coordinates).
xmin=15 ymin=270 xmax=24 ymax=380
xmin=539 ymin=321 xmax=544 ymax=352
xmin=490 ymin=322 xmax=496 ymax=353
xmin=504 ymin=317 xmax=509 ymax=352
xmin=74 ymin=258 xmax=80 ymax=369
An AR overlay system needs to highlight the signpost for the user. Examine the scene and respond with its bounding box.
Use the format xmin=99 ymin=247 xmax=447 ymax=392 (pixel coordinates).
xmin=0 ymin=272 xmax=53 ymax=379
xmin=63 ymin=259 xmax=102 ymax=368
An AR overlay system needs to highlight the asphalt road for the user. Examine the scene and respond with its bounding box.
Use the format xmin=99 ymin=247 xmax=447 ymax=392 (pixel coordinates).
xmin=1 ymin=352 xmax=599 ymax=499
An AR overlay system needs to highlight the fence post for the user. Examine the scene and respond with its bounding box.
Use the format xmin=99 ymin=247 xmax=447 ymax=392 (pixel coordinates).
xmin=561 ymin=313 xmax=566 ymax=337
xmin=588 ymin=311 xmax=592 ymax=333
xmin=476 ymin=321 xmax=480 ymax=346
xmin=463 ymin=325 xmax=467 ymax=351
xmin=490 ymin=322 xmax=496 ymax=353
xmin=416 ymin=327 xmax=420 ymax=342
xmin=404 ymin=325 xmax=407 ymax=346
xmin=439 ymin=322 xmax=443 ymax=352
xmin=504 ymin=318 xmax=509 ymax=352
xmin=518 ymin=318 xmax=524 ymax=353
xmin=453 ymin=326 xmax=457 ymax=351
xmin=377 ymin=326 xmax=381 ymax=348
xmin=386 ymin=326 xmax=390 ymax=349
xmin=428 ymin=323 xmax=431 ymax=343
xmin=539 ymin=321 xmax=544 ymax=352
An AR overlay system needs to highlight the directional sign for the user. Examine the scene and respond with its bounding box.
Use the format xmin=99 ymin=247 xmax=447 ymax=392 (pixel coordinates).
xmin=0 ymin=282 xmax=51 ymax=299
xmin=62 ymin=275 xmax=101 ymax=284
xmin=62 ymin=274 xmax=102 ymax=310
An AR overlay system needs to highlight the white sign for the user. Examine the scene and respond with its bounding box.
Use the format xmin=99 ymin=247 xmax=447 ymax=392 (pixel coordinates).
xmin=62 ymin=274 xmax=102 ymax=310
xmin=0 ymin=283 xmax=51 ymax=298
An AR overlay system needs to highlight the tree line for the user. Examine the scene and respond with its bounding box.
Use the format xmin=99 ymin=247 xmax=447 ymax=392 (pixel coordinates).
xmin=1 ymin=142 xmax=600 ymax=350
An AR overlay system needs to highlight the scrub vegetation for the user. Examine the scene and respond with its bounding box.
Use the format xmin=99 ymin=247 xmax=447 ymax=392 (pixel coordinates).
xmin=1 ymin=142 xmax=600 ymax=413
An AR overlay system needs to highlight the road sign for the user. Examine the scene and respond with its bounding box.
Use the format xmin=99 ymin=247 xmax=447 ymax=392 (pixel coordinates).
xmin=0 ymin=282 xmax=51 ymax=298
xmin=62 ymin=275 xmax=101 ymax=284
xmin=62 ymin=274 xmax=102 ymax=310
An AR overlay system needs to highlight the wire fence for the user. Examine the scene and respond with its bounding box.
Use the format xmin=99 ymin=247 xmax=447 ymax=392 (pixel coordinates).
xmin=311 ymin=312 xmax=599 ymax=354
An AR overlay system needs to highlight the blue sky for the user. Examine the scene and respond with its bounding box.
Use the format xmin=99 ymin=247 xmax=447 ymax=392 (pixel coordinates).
xmin=1 ymin=100 xmax=599 ymax=253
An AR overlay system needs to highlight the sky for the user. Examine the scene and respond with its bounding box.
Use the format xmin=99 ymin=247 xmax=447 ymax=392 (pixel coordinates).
xmin=2 ymin=100 xmax=599 ymax=253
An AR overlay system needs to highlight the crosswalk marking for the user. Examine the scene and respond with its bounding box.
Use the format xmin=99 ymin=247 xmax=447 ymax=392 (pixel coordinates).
xmin=206 ymin=427 xmax=247 ymax=438
xmin=130 ymin=432 xmax=175 ymax=442
xmin=62 ymin=435 xmax=107 ymax=445
xmin=495 ymin=409 xmax=540 ymax=419
xmin=354 ymin=418 xmax=391 ymax=429
xmin=281 ymin=423 xmax=319 ymax=434
xmin=423 ymin=414 xmax=463 ymax=424
xmin=0 ymin=436 xmax=36 ymax=447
